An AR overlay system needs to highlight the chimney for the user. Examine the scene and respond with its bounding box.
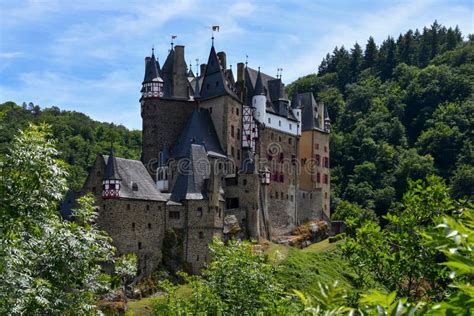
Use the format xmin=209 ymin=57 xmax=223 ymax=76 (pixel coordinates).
xmin=200 ymin=63 xmax=207 ymax=77
xmin=172 ymin=45 xmax=188 ymax=99
xmin=217 ymin=51 xmax=227 ymax=69
xmin=237 ymin=62 xmax=245 ymax=82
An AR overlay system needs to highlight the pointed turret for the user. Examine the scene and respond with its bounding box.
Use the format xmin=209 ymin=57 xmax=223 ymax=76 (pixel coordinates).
xmin=254 ymin=68 xmax=265 ymax=96
xmin=200 ymin=46 xmax=238 ymax=100
xmin=252 ymin=68 xmax=266 ymax=124
xmin=102 ymin=148 xmax=122 ymax=199
xmin=141 ymin=48 xmax=164 ymax=99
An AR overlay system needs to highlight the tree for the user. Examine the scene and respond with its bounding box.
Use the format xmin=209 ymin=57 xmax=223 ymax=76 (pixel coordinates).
xmin=364 ymin=36 xmax=378 ymax=69
xmin=350 ymin=43 xmax=363 ymax=81
xmin=0 ymin=124 xmax=114 ymax=314
xmin=450 ymin=164 xmax=474 ymax=200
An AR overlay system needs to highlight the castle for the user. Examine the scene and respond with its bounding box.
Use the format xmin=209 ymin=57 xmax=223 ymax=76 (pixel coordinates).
xmin=68 ymin=41 xmax=331 ymax=275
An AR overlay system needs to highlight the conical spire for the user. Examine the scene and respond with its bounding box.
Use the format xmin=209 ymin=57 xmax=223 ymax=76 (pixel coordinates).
xmin=254 ymin=68 xmax=265 ymax=96
xmin=143 ymin=49 xmax=160 ymax=83
xmin=104 ymin=148 xmax=121 ymax=180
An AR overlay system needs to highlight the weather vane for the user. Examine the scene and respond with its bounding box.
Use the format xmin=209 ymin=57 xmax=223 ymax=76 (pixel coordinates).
xmin=211 ymin=25 xmax=219 ymax=45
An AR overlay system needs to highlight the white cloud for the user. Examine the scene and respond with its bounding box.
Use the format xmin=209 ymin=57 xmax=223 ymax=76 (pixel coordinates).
xmin=0 ymin=52 xmax=24 ymax=59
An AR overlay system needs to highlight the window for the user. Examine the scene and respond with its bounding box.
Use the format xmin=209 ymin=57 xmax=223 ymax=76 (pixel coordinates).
xmin=225 ymin=198 xmax=239 ymax=209
xmin=324 ymin=174 xmax=329 ymax=184
xmin=271 ymin=132 xmax=274 ymax=140
xmin=317 ymin=172 xmax=321 ymax=183
xmin=290 ymin=195 xmax=294 ymax=202
xmin=324 ymin=157 xmax=329 ymax=168
xmin=289 ymin=124 xmax=292 ymax=130
xmin=146 ymin=204 xmax=150 ymax=210
xmin=231 ymin=125 xmax=234 ymax=138
xmin=132 ymin=222 xmax=135 ymax=230
xmin=243 ymin=179 xmax=247 ymax=186
xmin=236 ymin=108 xmax=239 ymax=116
xmin=231 ymin=146 xmax=235 ymax=156
xmin=280 ymin=174 xmax=284 ymax=182
xmin=237 ymin=128 xmax=241 ymax=140
xmin=196 ymin=255 xmax=200 ymax=261
xmin=279 ymin=152 xmax=284 ymax=161
xmin=96 ymin=171 xmax=101 ymax=177
xmin=197 ymin=207 xmax=203 ymax=217
xmin=268 ymin=118 xmax=271 ymax=124
xmin=92 ymin=187 xmax=96 ymax=194
xmin=169 ymin=211 xmax=180 ymax=219
xmin=315 ymin=154 xmax=320 ymax=166
xmin=199 ymin=231 xmax=204 ymax=239
xmin=215 ymin=81 xmax=219 ymax=87
xmin=278 ymin=136 xmax=282 ymax=142
xmin=138 ymin=242 xmax=142 ymax=250
xmin=325 ymin=192 xmax=328 ymax=199
xmin=103 ymin=204 xmax=106 ymax=210
xmin=279 ymin=120 xmax=281 ymax=127
xmin=303 ymin=193 xmax=306 ymax=199
xmin=281 ymin=192 xmax=284 ymax=199
xmin=315 ymin=143 xmax=319 ymax=150
xmin=288 ymin=138 xmax=292 ymax=145
xmin=127 ymin=204 xmax=130 ymax=210
xmin=148 ymin=223 xmax=152 ymax=229
xmin=310 ymin=193 xmax=313 ymax=199
xmin=209 ymin=107 xmax=213 ymax=114
xmin=275 ymin=192 xmax=279 ymax=199
xmin=324 ymin=146 xmax=327 ymax=153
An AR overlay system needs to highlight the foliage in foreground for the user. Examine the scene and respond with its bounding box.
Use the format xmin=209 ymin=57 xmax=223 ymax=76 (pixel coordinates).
xmin=0 ymin=124 xmax=115 ymax=314
xmin=152 ymin=181 xmax=473 ymax=315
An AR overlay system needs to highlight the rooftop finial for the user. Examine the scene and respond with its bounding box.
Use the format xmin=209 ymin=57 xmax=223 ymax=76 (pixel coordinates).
xmin=195 ymin=58 xmax=199 ymax=76
xmin=245 ymin=55 xmax=248 ymax=67
xmin=151 ymin=45 xmax=154 ymax=57
xmin=211 ymin=25 xmax=220 ymax=46
xmin=171 ymin=35 xmax=177 ymax=50
xmin=277 ymin=68 xmax=283 ymax=79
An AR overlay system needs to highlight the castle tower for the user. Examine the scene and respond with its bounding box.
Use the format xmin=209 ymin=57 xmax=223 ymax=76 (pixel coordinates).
xmin=102 ymin=148 xmax=122 ymax=199
xmin=141 ymin=46 xmax=196 ymax=174
xmin=252 ymin=68 xmax=266 ymax=124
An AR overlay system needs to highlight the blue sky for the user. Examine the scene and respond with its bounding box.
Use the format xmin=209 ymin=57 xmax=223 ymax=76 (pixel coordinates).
xmin=1 ymin=0 xmax=473 ymax=129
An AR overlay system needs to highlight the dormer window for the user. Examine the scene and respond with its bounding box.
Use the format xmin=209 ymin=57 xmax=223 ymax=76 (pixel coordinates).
xmin=132 ymin=182 xmax=139 ymax=191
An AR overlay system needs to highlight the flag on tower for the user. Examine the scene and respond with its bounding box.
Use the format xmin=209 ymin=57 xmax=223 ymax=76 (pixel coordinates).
xmin=212 ymin=25 xmax=220 ymax=32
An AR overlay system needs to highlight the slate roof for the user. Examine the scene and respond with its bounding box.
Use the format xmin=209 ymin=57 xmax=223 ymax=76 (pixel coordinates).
xmin=170 ymin=144 xmax=209 ymax=202
xmin=244 ymin=67 xmax=298 ymax=122
xmin=170 ymin=108 xmax=225 ymax=159
xmin=104 ymin=149 xmax=121 ymax=180
xmin=199 ymin=46 xmax=239 ymax=101
xmin=143 ymin=52 xmax=161 ymax=83
xmin=292 ymin=92 xmax=328 ymax=132
xmin=161 ymin=49 xmax=174 ymax=97
xmin=102 ymin=155 xmax=167 ymax=201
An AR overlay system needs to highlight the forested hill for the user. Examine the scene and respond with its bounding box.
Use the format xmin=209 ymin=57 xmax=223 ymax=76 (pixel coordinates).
xmin=287 ymin=21 xmax=473 ymax=217
xmin=0 ymin=102 xmax=142 ymax=190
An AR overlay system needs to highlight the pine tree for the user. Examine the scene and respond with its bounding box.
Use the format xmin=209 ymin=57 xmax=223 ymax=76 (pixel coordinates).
xmin=430 ymin=20 xmax=441 ymax=58
xmin=350 ymin=43 xmax=363 ymax=82
xmin=418 ymin=27 xmax=431 ymax=67
xmin=364 ymin=36 xmax=378 ymax=69
xmin=378 ymin=36 xmax=397 ymax=79
xmin=446 ymin=27 xmax=457 ymax=50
